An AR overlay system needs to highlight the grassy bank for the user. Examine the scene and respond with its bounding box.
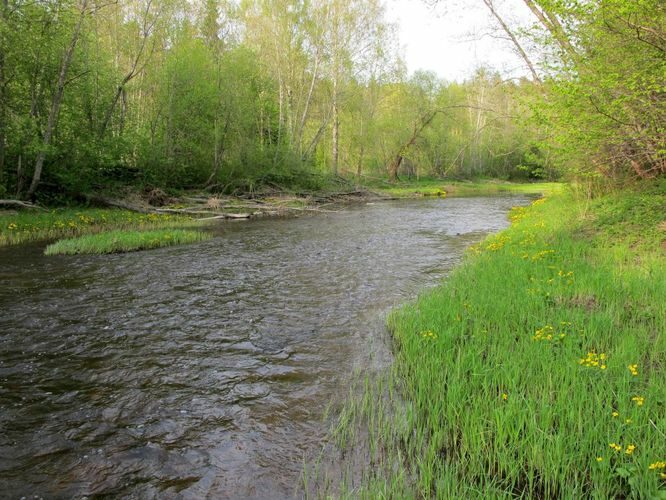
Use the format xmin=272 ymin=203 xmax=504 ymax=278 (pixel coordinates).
xmin=366 ymin=178 xmax=563 ymax=198
xmin=44 ymin=229 xmax=211 ymax=255
xmin=335 ymin=183 xmax=665 ymax=497
xmin=0 ymin=208 xmax=194 ymax=247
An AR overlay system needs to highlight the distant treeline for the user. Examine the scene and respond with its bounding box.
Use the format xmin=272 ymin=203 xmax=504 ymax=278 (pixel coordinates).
xmin=0 ymin=0 xmax=662 ymax=200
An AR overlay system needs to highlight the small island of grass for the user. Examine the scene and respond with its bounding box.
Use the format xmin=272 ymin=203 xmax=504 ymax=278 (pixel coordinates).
xmin=44 ymin=229 xmax=211 ymax=255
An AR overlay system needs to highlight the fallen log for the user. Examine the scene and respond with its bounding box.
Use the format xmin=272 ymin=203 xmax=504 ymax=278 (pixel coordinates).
xmin=273 ymin=205 xmax=340 ymax=213
xmin=155 ymin=208 xmax=214 ymax=215
xmin=197 ymin=213 xmax=252 ymax=221
xmin=0 ymin=199 xmax=48 ymax=211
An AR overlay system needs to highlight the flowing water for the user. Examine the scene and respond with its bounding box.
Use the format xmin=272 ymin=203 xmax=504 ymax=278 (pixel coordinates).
xmin=0 ymin=195 xmax=532 ymax=499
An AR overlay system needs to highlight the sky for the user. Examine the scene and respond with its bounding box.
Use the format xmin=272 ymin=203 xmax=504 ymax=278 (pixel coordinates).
xmin=384 ymin=0 xmax=534 ymax=82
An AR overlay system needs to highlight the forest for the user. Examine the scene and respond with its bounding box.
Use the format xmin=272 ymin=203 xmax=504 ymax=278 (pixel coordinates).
xmin=0 ymin=0 xmax=662 ymax=203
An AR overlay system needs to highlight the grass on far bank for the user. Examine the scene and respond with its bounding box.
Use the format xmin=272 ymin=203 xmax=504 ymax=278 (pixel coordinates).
xmin=366 ymin=177 xmax=563 ymax=198
xmin=0 ymin=208 xmax=195 ymax=247
xmin=44 ymin=228 xmax=211 ymax=255
xmin=329 ymin=181 xmax=665 ymax=498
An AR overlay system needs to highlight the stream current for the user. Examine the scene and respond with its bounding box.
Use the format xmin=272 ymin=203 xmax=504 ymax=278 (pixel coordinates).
xmin=0 ymin=195 xmax=531 ymax=498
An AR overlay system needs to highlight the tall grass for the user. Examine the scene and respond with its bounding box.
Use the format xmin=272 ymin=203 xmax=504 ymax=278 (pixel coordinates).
xmin=0 ymin=208 xmax=193 ymax=246
xmin=44 ymin=229 xmax=211 ymax=255
xmin=328 ymin=183 xmax=665 ymax=498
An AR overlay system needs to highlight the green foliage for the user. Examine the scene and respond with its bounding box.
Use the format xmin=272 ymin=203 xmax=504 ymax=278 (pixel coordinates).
xmin=44 ymin=228 xmax=211 ymax=255
xmin=530 ymin=0 xmax=665 ymax=181
xmin=0 ymin=0 xmax=661 ymax=196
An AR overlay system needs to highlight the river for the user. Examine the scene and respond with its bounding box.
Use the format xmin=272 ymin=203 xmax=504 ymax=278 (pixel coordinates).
xmin=0 ymin=195 xmax=531 ymax=498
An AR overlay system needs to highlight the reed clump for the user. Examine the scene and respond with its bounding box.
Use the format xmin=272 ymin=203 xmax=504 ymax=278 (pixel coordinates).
xmin=44 ymin=228 xmax=210 ymax=255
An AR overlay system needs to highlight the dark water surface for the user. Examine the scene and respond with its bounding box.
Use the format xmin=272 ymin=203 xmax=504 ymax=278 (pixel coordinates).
xmin=0 ymin=196 xmax=531 ymax=498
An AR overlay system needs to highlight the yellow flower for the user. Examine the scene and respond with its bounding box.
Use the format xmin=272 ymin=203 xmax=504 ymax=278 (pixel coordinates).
xmin=628 ymin=364 xmax=639 ymax=376
xmin=612 ymin=411 xmax=619 ymax=418
xmin=631 ymin=396 xmax=645 ymax=406
xmin=7 ymin=223 xmax=17 ymax=230
xmin=596 ymin=457 xmax=603 ymax=462
xmin=579 ymin=351 xmax=607 ymax=370
xmin=625 ymin=444 xmax=636 ymax=455
xmin=502 ymin=393 xmax=508 ymax=401
xmin=648 ymin=461 xmax=666 ymax=470
xmin=419 ymin=330 xmax=438 ymax=341
xmin=609 ymin=443 xmax=622 ymax=452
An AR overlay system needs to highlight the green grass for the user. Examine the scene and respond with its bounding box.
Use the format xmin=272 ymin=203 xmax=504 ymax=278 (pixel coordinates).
xmin=365 ymin=177 xmax=563 ymax=198
xmin=0 ymin=208 xmax=194 ymax=246
xmin=328 ymin=182 xmax=666 ymax=498
xmin=44 ymin=229 xmax=211 ymax=255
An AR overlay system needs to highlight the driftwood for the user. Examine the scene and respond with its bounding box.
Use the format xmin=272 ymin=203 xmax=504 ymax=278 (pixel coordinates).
xmin=0 ymin=199 xmax=48 ymax=211
xmin=197 ymin=213 xmax=252 ymax=221
xmin=77 ymin=190 xmax=356 ymax=218
xmin=155 ymin=208 xmax=216 ymax=215
xmin=83 ymin=194 xmax=153 ymax=214
xmin=273 ymin=205 xmax=340 ymax=214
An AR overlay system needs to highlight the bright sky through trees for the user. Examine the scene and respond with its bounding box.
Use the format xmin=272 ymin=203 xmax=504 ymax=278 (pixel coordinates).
xmin=386 ymin=0 xmax=535 ymax=81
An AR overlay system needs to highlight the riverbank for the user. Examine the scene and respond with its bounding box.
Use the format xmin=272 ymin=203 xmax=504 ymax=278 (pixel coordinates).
xmin=367 ymin=178 xmax=562 ymax=198
xmin=334 ymin=182 xmax=665 ymax=497
xmin=0 ymin=190 xmax=369 ymax=247
xmin=0 ymin=180 xmax=559 ymax=248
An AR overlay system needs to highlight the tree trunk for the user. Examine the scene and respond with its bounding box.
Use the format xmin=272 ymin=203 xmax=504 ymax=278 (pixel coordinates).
xmin=206 ymin=116 xmax=229 ymax=187
xmin=331 ymin=3 xmax=340 ymax=176
xmin=0 ymin=0 xmax=8 ymax=188
xmin=273 ymin=78 xmax=284 ymax=167
xmin=521 ymin=0 xmax=577 ymax=59
xmin=356 ymin=144 xmax=364 ymax=184
xmin=98 ymin=0 xmax=154 ymax=139
xmin=387 ymin=111 xmax=437 ymax=182
xmin=0 ymin=52 xmax=5 ymax=189
xmin=481 ymin=0 xmax=542 ymax=84
xmin=26 ymin=0 xmax=88 ymax=199
xmin=332 ymin=76 xmax=339 ymax=176
xmin=99 ymin=84 xmax=124 ymax=138
xmin=15 ymin=154 xmax=23 ymax=197
xmin=297 ymin=50 xmax=320 ymax=155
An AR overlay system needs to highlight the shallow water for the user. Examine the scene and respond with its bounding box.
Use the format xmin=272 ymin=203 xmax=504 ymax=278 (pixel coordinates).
xmin=0 ymin=195 xmax=531 ymax=498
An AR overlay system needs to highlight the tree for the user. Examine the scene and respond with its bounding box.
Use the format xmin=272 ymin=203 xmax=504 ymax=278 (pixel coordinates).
xmin=27 ymin=0 xmax=89 ymax=199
